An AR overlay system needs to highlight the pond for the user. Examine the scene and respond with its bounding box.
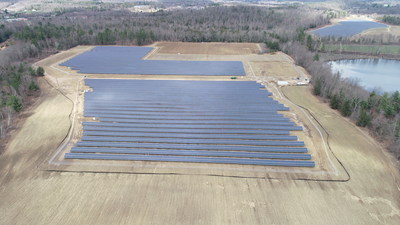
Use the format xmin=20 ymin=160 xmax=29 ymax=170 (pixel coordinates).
xmin=330 ymin=59 xmax=400 ymax=93
xmin=312 ymin=20 xmax=387 ymax=37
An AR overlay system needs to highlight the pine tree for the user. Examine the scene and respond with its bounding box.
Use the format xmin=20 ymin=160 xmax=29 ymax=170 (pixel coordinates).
xmin=356 ymin=110 xmax=371 ymax=127
xmin=340 ymin=99 xmax=352 ymax=117
xmin=29 ymin=81 xmax=39 ymax=91
xmin=36 ymin=67 xmax=45 ymax=76
xmin=313 ymin=78 xmax=322 ymax=96
xmin=330 ymin=93 xmax=341 ymax=109
xmin=7 ymin=96 xmax=22 ymax=112
xmin=313 ymin=53 xmax=319 ymax=61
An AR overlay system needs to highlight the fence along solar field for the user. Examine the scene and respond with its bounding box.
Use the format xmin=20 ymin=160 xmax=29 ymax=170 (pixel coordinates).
xmin=60 ymin=46 xmax=246 ymax=76
xmin=65 ymin=79 xmax=315 ymax=168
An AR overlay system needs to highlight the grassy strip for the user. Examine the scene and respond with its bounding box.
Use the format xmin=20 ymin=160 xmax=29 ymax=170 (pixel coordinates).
xmin=325 ymin=44 xmax=400 ymax=55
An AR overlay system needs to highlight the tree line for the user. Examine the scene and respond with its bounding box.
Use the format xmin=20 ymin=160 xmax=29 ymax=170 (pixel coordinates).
xmin=281 ymin=32 xmax=400 ymax=159
xmin=381 ymin=15 xmax=400 ymax=26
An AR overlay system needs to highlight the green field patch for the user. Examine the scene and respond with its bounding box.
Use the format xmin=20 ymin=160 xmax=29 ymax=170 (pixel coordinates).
xmin=325 ymin=44 xmax=400 ymax=55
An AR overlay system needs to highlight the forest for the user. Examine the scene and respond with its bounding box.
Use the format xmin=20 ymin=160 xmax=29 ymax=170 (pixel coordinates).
xmin=345 ymin=1 xmax=400 ymax=15
xmin=0 ymin=5 xmax=398 ymax=158
xmin=382 ymin=15 xmax=400 ymax=26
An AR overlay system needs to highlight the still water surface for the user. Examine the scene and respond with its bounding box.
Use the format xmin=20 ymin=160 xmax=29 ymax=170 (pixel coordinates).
xmin=330 ymin=59 xmax=400 ymax=93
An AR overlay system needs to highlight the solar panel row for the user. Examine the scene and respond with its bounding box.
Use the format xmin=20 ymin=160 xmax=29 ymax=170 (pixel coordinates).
xmin=83 ymin=126 xmax=291 ymax=135
xmin=73 ymin=146 xmax=308 ymax=153
xmin=81 ymin=136 xmax=303 ymax=145
xmin=83 ymin=131 xmax=293 ymax=140
xmin=82 ymin=122 xmax=304 ymax=131
xmin=65 ymin=153 xmax=316 ymax=167
xmin=70 ymin=148 xmax=312 ymax=160
xmin=95 ymin=118 xmax=296 ymax=126
xmin=84 ymin=110 xmax=289 ymax=116
xmin=83 ymin=107 xmax=290 ymax=113
xmin=83 ymin=114 xmax=291 ymax=122
xmin=65 ymin=79 xmax=315 ymax=168
xmin=75 ymin=142 xmax=309 ymax=152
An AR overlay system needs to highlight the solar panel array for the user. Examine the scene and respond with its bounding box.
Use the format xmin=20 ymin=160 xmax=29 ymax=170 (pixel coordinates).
xmin=65 ymin=79 xmax=315 ymax=168
xmin=312 ymin=20 xmax=387 ymax=37
xmin=60 ymin=46 xmax=246 ymax=76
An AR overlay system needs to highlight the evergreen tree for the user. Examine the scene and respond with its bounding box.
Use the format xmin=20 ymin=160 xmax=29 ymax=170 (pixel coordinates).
xmin=135 ymin=28 xmax=148 ymax=46
xmin=296 ymin=28 xmax=305 ymax=42
xmin=29 ymin=81 xmax=39 ymax=91
xmin=357 ymin=110 xmax=371 ymax=127
xmin=313 ymin=78 xmax=322 ymax=96
xmin=7 ymin=96 xmax=22 ymax=112
xmin=391 ymin=91 xmax=400 ymax=113
xmin=330 ymin=93 xmax=341 ymax=109
xmin=265 ymin=40 xmax=280 ymax=51
xmin=28 ymin=67 xmax=37 ymax=76
xmin=313 ymin=53 xmax=319 ymax=61
xmin=36 ymin=67 xmax=45 ymax=76
xmin=381 ymin=93 xmax=395 ymax=117
xmin=340 ymin=99 xmax=352 ymax=117
xmin=306 ymin=35 xmax=313 ymax=51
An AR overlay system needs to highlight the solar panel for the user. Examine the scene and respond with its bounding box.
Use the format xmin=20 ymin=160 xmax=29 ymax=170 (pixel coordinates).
xmin=84 ymin=108 xmax=289 ymax=113
xmin=80 ymin=136 xmax=304 ymax=146
xmin=82 ymin=122 xmax=303 ymax=131
xmin=83 ymin=113 xmax=290 ymax=122
xmin=84 ymin=110 xmax=287 ymax=116
xmin=95 ymin=118 xmax=295 ymax=126
xmin=75 ymin=142 xmax=308 ymax=152
xmin=83 ymin=131 xmax=294 ymax=140
xmin=73 ymin=146 xmax=308 ymax=153
xmin=70 ymin=148 xmax=312 ymax=160
xmin=60 ymin=46 xmax=246 ymax=76
xmin=82 ymin=126 xmax=291 ymax=135
xmin=65 ymin=153 xmax=316 ymax=167
xmin=65 ymin=79 xmax=314 ymax=168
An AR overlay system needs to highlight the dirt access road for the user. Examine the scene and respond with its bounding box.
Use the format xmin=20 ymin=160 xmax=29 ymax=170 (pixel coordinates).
xmin=0 ymin=42 xmax=399 ymax=225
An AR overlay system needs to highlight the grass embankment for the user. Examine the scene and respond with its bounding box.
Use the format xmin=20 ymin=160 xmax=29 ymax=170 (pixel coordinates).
xmin=325 ymin=44 xmax=400 ymax=55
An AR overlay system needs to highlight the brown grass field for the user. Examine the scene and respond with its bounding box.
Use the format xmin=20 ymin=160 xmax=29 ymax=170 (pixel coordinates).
xmin=155 ymin=42 xmax=260 ymax=55
xmin=353 ymin=25 xmax=400 ymax=42
xmin=0 ymin=42 xmax=399 ymax=224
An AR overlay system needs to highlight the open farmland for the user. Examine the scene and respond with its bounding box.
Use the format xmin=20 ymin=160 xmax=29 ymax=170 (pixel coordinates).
xmin=0 ymin=42 xmax=399 ymax=225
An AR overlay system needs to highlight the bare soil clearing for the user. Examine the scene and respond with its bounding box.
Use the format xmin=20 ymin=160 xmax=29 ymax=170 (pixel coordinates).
xmin=155 ymin=42 xmax=260 ymax=55
xmin=0 ymin=42 xmax=399 ymax=225
xmin=251 ymin=61 xmax=300 ymax=81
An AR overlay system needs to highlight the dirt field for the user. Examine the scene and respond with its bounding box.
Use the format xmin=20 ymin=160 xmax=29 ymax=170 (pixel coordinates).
xmin=155 ymin=42 xmax=261 ymax=55
xmin=1 ymin=42 xmax=399 ymax=224
xmin=250 ymin=61 xmax=301 ymax=81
